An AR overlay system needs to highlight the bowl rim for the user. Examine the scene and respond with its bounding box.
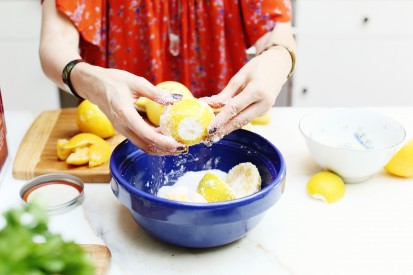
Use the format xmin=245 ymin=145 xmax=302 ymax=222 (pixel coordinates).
xmin=110 ymin=129 xmax=286 ymax=209
xmin=298 ymin=108 xmax=406 ymax=153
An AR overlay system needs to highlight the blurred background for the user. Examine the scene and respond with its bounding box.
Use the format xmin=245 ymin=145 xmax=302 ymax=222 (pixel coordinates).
xmin=1 ymin=0 xmax=413 ymax=111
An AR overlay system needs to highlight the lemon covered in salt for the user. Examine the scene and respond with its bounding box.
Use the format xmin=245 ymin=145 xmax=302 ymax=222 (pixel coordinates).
xmin=160 ymin=98 xmax=214 ymax=146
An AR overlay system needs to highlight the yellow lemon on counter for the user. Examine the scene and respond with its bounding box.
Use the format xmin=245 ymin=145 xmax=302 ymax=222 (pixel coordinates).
xmin=197 ymin=172 xmax=236 ymax=202
xmin=57 ymin=133 xmax=112 ymax=167
xmin=144 ymin=81 xmax=194 ymax=126
xmin=384 ymin=138 xmax=413 ymax=177
xmin=306 ymin=171 xmax=345 ymax=203
xmin=76 ymin=100 xmax=115 ymax=138
xmin=251 ymin=112 xmax=272 ymax=125
xmin=226 ymin=162 xmax=261 ymax=198
xmin=160 ymin=98 xmax=214 ymax=146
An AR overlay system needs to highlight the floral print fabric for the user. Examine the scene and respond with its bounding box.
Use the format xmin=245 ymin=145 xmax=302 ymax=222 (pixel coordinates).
xmin=55 ymin=0 xmax=291 ymax=97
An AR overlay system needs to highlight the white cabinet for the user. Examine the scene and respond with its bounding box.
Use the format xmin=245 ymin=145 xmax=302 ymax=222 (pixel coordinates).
xmin=292 ymin=0 xmax=413 ymax=106
xmin=0 ymin=0 xmax=59 ymax=111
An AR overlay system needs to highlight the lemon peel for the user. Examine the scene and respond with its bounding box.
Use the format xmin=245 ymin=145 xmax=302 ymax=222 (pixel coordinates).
xmin=384 ymin=138 xmax=413 ymax=177
xmin=197 ymin=172 xmax=236 ymax=202
xmin=226 ymin=162 xmax=261 ymax=198
xmin=76 ymin=100 xmax=115 ymax=138
xmin=160 ymin=98 xmax=214 ymax=146
xmin=145 ymin=81 xmax=194 ymax=126
xmin=306 ymin=171 xmax=345 ymax=203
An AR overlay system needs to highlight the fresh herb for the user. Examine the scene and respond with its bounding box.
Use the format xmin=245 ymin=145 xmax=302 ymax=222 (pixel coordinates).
xmin=0 ymin=203 xmax=95 ymax=275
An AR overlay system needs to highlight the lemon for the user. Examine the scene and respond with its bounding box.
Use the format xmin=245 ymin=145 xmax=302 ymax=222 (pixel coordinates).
xmin=66 ymin=147 xmax=90 ymax=166
xmin=145 ymin=81 xmax=193 ymax=126
xmin=160 ymin=98 xmax=214 ymax=146
xmin=197 ymin=172 xmax=236 ymax=202
xmin=57 ymin=133 xmax=112 ymax=167
xmin=88 ymin=141 xmax=112 ymax=167
xmin=62 ymin=133 xmax=106 ymax=150
xmin=251 ymin=112 xmax=272 ymax=125
xmin=306 ymin=171 xmax=345 ymax=203
xmin=226 ymin=162 xmax=261 ymax=198
xmin=385 ymin=138 xmax=413 ymax=177
xmin=76 ymin=100 xmax=115 ymax=138
xmin=56 ymin=139 xmax=71 ymax=160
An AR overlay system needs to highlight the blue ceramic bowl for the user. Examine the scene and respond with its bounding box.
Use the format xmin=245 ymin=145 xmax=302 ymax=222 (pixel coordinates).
xmin=110 ymin=129 xmax=286 ymax=248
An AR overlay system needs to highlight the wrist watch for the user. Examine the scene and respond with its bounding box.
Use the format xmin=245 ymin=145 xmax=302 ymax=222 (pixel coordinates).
xmin=62 ymin=59 xmax=86 ymax=99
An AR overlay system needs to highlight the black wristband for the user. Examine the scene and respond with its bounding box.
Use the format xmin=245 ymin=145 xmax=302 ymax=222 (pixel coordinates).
xmin=62 ymin=59 xmax=86 ymax=99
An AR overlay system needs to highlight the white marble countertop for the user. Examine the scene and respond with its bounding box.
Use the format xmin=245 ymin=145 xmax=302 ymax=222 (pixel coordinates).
xmin=1 ymin=107 xmax=413 ymax=275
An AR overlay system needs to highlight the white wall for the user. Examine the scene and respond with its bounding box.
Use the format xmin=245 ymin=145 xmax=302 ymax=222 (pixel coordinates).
xmin=0 ymin=0 xmax=59 ymax=111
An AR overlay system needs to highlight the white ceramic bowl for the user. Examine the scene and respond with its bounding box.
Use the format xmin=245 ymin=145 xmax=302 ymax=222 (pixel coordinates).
xmin=299 ymin=108 xmax=406 ymax=183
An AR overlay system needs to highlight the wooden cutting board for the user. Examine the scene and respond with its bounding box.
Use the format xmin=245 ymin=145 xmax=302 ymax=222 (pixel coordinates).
xmin=80 ymin=244 xmax=111 ymax=275
xmin=12 ymin=108 xmax=125 ymax=183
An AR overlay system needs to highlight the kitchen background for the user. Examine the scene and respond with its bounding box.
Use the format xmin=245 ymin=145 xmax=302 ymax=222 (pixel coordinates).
xmin=1 ymin=0 xmax=413 ymax=111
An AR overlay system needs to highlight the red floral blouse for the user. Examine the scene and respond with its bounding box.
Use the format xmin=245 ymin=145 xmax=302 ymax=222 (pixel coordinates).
xmin=54 ymin=0 xmax=291 ymax=97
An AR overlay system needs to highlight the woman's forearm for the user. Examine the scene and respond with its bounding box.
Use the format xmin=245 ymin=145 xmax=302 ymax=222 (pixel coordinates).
xmin=39 ymin=0 xmax=82 ymax=91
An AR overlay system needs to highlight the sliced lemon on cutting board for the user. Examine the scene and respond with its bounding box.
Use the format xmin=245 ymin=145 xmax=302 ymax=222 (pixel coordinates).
xmin=306 ymin=171 xmax=345 ymax=203
xmin=56 ymin=133 xmax=112 ymax=167
xmin=160 ymin=98 xmax=214 ymax=146
xmin=384 ymin=138 xmax=413 ymax=177
xmin=197 ymin=172 xmax=236 ymax=202
xmin=226 ymin=162 xmax=261 ymax=198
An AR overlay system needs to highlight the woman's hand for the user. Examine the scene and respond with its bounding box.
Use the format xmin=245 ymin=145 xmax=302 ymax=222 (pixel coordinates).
xmin=72 ymin=64 xmax=186 ymax=155
xmin=202 ymin=46 xmax=292 ymax=143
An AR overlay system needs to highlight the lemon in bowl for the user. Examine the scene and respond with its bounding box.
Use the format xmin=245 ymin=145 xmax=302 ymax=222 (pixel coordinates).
xmin=76 ymin=100 xmax=115 ymax=138
xmin=299 ymin=108 xmax=406 ymax=183
xmin=160 ymin=98 xmax=214 ymax=146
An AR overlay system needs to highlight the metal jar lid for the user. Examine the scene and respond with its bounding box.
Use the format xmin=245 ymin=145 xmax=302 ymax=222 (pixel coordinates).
xmin=20 ymin=173 xmax=84 ymax=215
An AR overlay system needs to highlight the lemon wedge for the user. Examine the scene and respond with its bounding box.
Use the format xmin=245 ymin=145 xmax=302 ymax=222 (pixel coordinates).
xmin=197 ymin=172 xmax=236 ymax=202
xmin=160 ymin=98 xmax=214 ymax=146
xmin=306 ymin=171 xmax=345 ymax=203
xmin=226 ymin=162 xmax=261 ymax=198
xmin=57 ymin=133 xmax=112 ymax=167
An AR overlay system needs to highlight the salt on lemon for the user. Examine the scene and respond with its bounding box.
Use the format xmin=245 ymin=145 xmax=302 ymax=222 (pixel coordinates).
xmin=384 ymin=138 xmax=413 ymax=177
xmin=197 ymin=172 xmax=236 ymax=203
xmin=145 ymin=81 xmax=194 ymax=126
xmin=160 ymin=98 xmax=214 ymax=146
xmin=226 ymin=162 xmax=261 ymax=198
xmin=306 ymin=171 xmax=345 ymax=203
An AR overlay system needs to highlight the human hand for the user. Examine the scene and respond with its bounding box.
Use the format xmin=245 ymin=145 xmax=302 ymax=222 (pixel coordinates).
xmin=202 ymin=47 xmax=291 ymax=144
xmin=72 ymin=64 xmax=186 ymax=155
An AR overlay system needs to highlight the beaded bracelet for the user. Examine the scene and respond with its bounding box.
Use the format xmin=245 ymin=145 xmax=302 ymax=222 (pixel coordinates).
xmin=257 ymin=43 xmax=296 ymax=79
